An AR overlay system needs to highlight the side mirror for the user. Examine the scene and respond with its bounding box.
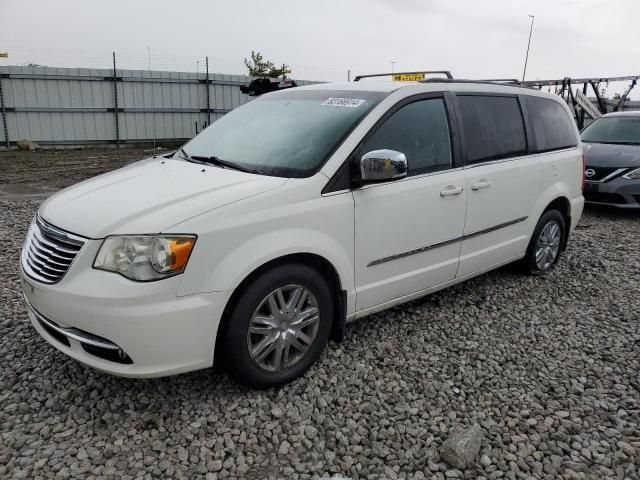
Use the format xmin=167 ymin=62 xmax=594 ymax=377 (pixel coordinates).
xmin=360 ymin=149 xmax=408 ymax=182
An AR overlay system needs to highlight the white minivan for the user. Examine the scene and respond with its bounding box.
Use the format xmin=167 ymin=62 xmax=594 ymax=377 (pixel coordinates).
xmin=21 ymin=76 xmax=584 ymax=387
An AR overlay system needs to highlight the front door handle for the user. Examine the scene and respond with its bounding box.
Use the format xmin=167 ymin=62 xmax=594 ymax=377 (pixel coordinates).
xmin=471 ymin=179 xmax=492 ymax=190
xmin=440 ymin=185 xmax=464 ymax=197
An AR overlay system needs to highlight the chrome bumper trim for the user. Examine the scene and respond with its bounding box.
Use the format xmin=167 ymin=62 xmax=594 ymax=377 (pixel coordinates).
xmin=24 ymin=295 xmax=120 ymax=350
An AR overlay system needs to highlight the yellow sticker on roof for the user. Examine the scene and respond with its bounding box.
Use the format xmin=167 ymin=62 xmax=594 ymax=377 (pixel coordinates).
xmin=392 ymin=73 xmax=425 ymax=82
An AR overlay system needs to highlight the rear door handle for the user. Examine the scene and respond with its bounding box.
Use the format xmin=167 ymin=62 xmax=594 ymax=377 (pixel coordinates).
xmin=471 ymin=179 xmax=492 ymax=190
xmin=440 ymin=185 xmax=464 ymax=197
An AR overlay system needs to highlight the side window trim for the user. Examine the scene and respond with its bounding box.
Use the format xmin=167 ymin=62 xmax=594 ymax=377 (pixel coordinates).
xmin=355 ymin=93 xmax=458 ymax=169
xmin=323 ymin=91 xmax=461 ymax=193
xmin=518 ymin=94 xmax=536 ymax=154
xmin=451 ymin=91 xmax=528 ymax=166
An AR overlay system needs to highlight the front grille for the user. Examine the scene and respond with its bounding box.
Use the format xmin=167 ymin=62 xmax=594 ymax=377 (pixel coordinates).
xmin=21 ymin=215 xmax=86 ymax=284
xmin=584 ymin=166 xmax=627 ymax=182
xmin=584 ymin=192 xmax=627 ymax=204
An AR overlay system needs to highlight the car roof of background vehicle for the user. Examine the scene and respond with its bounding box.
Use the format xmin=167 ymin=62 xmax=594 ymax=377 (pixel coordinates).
xmin=601 ymin=111 xmax=640 ymax=118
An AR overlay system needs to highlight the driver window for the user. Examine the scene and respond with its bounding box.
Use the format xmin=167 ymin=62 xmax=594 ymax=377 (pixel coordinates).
xmin=361 ymin=98 xmax=452 ymax=176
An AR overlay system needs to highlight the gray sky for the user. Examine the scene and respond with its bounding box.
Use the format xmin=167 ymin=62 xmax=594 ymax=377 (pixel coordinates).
xmin=1 ymin=0 xmax=639 ymax=96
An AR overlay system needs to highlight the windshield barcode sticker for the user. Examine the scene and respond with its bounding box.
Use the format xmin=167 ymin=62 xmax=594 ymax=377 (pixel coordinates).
xmin=322 ymin=97 xmax=366 ymax=108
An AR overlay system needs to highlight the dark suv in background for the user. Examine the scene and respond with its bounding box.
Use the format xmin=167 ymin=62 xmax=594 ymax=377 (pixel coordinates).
xmin=582 ymin=112 xmax=640 ymax=209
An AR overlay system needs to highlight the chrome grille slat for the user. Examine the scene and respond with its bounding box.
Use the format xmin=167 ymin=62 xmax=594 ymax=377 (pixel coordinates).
xmin=26 ymin=250 xmax=67 ymax=273
xmin=30 ymin=237 xmax=76 ymax=261
xmin=29 ymin=247 xmax=71 ymax=267
xmin=21 ymin=216 xmax=87 ymax=284
xmin=32 ymin=229 xmax=79 ymax=255
xmin=25 ymin=258 xmax=59 ymax=279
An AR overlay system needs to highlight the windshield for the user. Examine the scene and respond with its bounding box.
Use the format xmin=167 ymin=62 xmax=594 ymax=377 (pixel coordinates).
xmin=581 ymin=116 xmax=640 ymax=145
xmin=180 ymin=89 xmax=386 ymax=177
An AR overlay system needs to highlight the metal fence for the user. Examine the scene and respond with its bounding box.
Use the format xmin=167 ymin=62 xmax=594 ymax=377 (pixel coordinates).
xmin=0 ymin=63 xmax=319 ymax=147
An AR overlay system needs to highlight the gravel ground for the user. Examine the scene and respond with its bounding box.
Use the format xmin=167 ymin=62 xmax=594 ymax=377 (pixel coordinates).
xmin=1 ymin=150 xmax=639 ymax=479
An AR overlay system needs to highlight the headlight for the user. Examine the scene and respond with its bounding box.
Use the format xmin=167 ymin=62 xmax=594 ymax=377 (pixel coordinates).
xmin=94 ymin=235 xmax=196 ymax=281
xmin=623 ymin=168 xmax=640 ymax=180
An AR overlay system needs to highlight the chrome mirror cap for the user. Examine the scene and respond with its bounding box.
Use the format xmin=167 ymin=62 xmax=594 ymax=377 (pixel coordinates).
xmin=360 ymin=149 xmax=408 ymax=182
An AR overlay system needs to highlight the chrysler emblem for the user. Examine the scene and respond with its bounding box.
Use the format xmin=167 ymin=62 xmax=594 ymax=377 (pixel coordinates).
xmin=585 ymin=169 xmax=596 ymax=178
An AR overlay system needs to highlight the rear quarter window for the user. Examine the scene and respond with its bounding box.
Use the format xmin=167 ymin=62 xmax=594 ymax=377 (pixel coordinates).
xmin=457 ymin=95 xmax=527 ymax=164
xmin=523 ymin=96 xmax=577 ymax=152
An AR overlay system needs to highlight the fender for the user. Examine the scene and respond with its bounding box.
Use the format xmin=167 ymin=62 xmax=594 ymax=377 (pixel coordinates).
xmin=531 ymin=181 xmax=571 ymax=226
xmin=190 ymin=227 xmax=354 ymax=302
xmin=172 ymin=176 xmax=356 ymax=314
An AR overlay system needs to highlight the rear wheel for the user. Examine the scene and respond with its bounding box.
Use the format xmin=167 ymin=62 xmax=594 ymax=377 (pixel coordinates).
xmin=523 ymin=210 xmax=566 ymax=275
xmin=223 ymin=264 xmax=333 ymax=388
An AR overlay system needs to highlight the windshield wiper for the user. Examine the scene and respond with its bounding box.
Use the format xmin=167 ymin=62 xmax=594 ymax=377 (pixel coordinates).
xmin=177 ymin=149 xmax=259 ymax=174
xmin=190 ymin=155 xmax=259 ymax=174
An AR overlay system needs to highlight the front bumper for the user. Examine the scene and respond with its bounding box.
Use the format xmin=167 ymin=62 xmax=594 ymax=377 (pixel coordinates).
xmin=584 ymin=176 xmax=640 ymax=209
xmin=21 ymin=242 xmax=231 ymax=378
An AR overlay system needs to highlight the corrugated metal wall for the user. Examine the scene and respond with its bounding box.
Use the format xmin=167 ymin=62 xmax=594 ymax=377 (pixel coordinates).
xmin=0 ymin=66 xmax=319 ymax=146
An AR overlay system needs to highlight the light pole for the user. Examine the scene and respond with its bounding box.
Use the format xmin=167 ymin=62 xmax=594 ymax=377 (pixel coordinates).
xmin=522 ymin=15 xmax=535 ymax=82
xmin=196 ymin=60 xmax=200 ymax=75
xmin=390 ymin=61 xmax=396 ymax=74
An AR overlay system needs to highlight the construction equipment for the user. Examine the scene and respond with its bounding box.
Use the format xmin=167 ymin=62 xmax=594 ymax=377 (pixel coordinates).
xmin=506 ymin=75 xmax=639 ymax=128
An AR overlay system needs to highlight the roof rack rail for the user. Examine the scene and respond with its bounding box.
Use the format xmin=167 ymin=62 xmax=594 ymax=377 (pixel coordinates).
xmin=418 ymin=78 xmax=528 ymax=88
xmin=478 ymin=78 xmax=521 ymax=84
xmin=353 ymin=70 xmax=453 ymax=82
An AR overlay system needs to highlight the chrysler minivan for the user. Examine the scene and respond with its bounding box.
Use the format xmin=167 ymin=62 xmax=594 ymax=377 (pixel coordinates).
xmin=21 ymin=77 xmax=584 ymax=387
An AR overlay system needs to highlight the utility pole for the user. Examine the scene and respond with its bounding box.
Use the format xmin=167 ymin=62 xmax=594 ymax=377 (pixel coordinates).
xmin=390 ymin=61 xmax=396 ymax=74
xmin=522 ymin=15 xmax=535 ymax=81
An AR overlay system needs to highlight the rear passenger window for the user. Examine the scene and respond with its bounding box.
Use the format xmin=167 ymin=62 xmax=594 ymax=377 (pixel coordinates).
xmin=523 ymin=96 xmax=577 ymax=152
xmin=457 ymin=95 xmax=527 ymax=164
xmin=361 ymin=98 xmax=452 ymax=176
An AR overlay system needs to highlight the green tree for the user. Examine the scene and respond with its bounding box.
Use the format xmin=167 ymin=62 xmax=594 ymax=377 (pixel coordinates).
xmin=244 ymin=51 xmax=291 ymax=78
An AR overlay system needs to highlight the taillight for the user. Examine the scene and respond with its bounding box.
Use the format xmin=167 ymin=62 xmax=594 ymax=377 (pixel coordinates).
xmin=581 ymin=153 xmax=586 ymax=191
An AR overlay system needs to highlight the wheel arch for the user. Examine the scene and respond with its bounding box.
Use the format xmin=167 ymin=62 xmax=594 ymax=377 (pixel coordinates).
xmin=214 ymin=253 xmax=346 ymax=366
xmin=541 ymin=196 xmax=571 ymax=250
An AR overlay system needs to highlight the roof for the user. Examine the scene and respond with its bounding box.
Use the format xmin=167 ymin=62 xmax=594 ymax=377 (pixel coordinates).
xmin=292 ymin=79 xmax=541 ymax=95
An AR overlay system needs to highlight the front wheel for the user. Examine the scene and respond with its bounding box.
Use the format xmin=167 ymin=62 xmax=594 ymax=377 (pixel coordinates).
xmin=523 ymin=210 xmax=566 ymax=275
xmin=222 ymin=264 xmax=334 ymax=388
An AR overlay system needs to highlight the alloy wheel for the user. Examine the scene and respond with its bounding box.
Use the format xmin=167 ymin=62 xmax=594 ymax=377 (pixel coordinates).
xmin=535 ymin=220 xmax=561 ymax=271
xmin=247 ymin=285 xmax=320 ymax=372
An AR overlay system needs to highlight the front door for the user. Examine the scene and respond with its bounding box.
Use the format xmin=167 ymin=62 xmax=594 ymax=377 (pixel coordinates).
xmin=353 ymin=95 xmax=467 ymax=312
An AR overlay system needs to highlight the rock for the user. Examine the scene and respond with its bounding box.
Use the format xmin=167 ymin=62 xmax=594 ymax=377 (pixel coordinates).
xmin=304 ymin=425 xmax=318 ymax=440
xmin=440 ymin=424 xmax=484 ymax=469
xmin=16 ymin=139 xmax=40 ymax=151
xmin=278 ymin=441 xmax=290 ymax=455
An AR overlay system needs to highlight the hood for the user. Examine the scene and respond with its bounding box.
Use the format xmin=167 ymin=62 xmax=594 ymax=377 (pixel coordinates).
xmin=39 ymin=157 xmax=287 ymax=238
xmin=583 ymin=142 xmax=640 ymax=168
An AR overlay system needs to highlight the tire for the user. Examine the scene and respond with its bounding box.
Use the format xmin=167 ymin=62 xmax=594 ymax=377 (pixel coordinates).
xmin=222 ymin=264 xmax=334 ymax=388
xmin=523 ymin=209 xmax=566 ymax=275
